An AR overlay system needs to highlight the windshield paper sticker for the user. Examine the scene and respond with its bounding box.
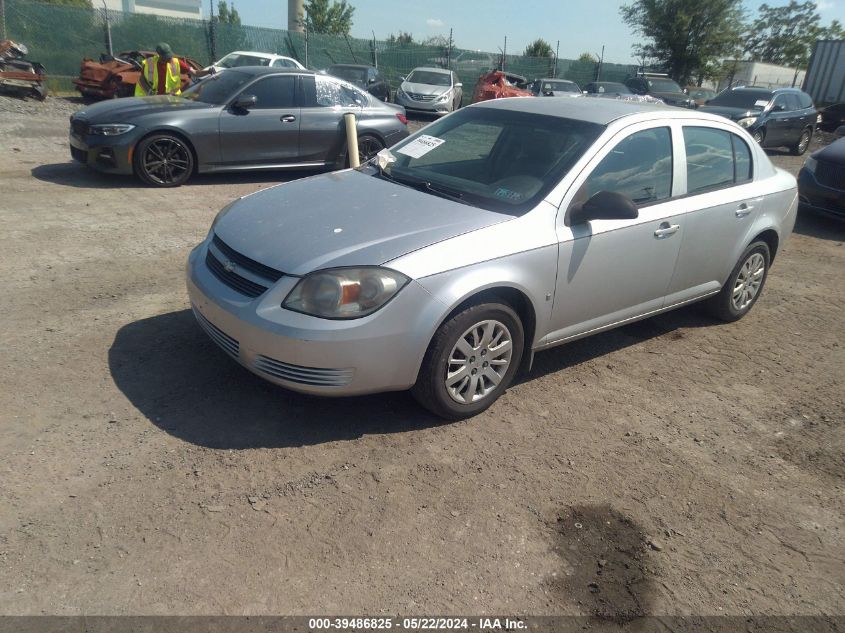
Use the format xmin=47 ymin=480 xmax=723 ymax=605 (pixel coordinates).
xmin=396 ymin=135 xmax=445 ymax=159
xmin=755 ymin=100 xmax=769 ymax=107
xmin=495 ymin=188 xmax=522 ymax=201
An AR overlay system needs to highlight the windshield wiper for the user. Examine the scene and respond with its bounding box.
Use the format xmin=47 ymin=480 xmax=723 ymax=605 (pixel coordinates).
xmin=378 ymin=170 xmax=464 ymax=203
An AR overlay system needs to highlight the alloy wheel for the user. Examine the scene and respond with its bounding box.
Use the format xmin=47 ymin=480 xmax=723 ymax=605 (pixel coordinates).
xmin=798 ymin=130 xmax=810 ymax=153
xmin=731 ymin=252 xmax=766 ymax=312
xmin=142 ymin=137 xmax=191 ymax=185
xmin=357 ymin=136 xmax=383 ymax=163
xmin=445 ymin=319 xmax=513 ymax=404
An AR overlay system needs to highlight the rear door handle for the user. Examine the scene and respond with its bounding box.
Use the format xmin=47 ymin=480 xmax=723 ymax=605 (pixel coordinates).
xmin=736 ymin=203 xmax=753 ymax=218
xmin=654 ymin=222 xmax=680 ymax=238
xmin=280 ymin=114 xmax=296 ymax=123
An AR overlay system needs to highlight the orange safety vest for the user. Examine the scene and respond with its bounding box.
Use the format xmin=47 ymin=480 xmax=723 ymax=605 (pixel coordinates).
xmin=135 ymin=55 xmax=182 ymax=96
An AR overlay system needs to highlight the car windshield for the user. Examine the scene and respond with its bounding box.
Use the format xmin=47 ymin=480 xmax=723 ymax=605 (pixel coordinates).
xmin=647 ymin=78 xmax=683 ymax=92
xmin=592 ymin=83 xmax=631 ymax=94
xmin=182 ymin=70 xmax=252 ymax=104
xmin=329 ymin=66 xmax=367 ymax=82
xmin=217 ymin=53 xmax=270 ymax=68
xmin=543 ymin=81 xmax=578 ymax=93
xmin=378 ymin=108 xmax=603 ymax=214
xmin=406 ymin=70 xmax=451 ymax=86
xmin=707 ymin=90 xmax=772 ymax=110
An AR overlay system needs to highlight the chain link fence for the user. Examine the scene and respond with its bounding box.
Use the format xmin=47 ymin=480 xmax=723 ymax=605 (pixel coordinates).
xmin=6 ymin=0 xmax=637 ymax=101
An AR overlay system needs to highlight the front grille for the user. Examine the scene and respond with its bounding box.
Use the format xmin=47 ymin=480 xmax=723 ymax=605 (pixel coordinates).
xmin=70 ymin=146 xmax=87 ymax=163
xmin=71 ymin=118 xmax=88 ymax=136
xmin=815 ymin=160 xmax=845 ymax=191
xmin=253 ymin=354 xmax=354 ymax=387
xmin=205 ymin=250 xmax=269 ymax=298
xmin=407 ymin=92 xmax=437 ymax=102
xmin=192 ymin=305 xmax=239 ymax=358
xmin=212 ymin=234 xmax=283 ymax=282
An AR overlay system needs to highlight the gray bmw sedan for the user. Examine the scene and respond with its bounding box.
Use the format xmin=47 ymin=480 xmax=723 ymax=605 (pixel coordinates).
xmin=188 ymin=97 xmax=797 ymax=419
xmin=68 ymin=67 xmax=409 ymax=186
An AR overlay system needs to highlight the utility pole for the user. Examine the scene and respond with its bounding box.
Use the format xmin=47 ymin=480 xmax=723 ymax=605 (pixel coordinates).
xmin=372 ymin=29 xmax=377 ymax=68
xmin=102 ymin=0 xmax=113 ymax=57
xmin=446 ymin=28 xmax=453 ymax=69
xmin=553 ymin=40 xmax=559 ymax=78
xmin=0 ymin=0 xmax=6 ymax=41
xmin=208 ymin=0 xmax=216 ymax=62
xmin=502 ymin=35 xmax=507 ymax=72
xmin=595 ymin=44 xmax=604 ymax=81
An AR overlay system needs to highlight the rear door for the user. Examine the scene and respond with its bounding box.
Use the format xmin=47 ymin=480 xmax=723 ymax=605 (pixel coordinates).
xmin=765 ymin=94 xmax=792 ymax=146
xmin=297 ymin=74 xmax=368 ymax=163
xmin=218 ymin=74 xmax=300 ymax=165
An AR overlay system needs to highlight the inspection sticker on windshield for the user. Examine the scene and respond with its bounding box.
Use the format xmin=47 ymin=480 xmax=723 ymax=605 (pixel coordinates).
xmin=755 ymin=100 xmax=769 ymax=107
xmin=396 ymin=135 xmax=445 ymax=158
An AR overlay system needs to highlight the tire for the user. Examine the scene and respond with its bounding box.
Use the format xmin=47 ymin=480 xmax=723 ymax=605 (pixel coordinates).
xmin=751 ymin=128 xmax=765 ymax=145
xmin=412 ymin=302 xmax=524 ymax=420
xmin=342 ymin=133 xmax=384 ymax=168
xmin=133 ymin=133 xmax=194 ymax=187
xmin=791 ymin=127 xmax=812 ymax=156
xmin=705 ymin=241 xmax=770 ymax=322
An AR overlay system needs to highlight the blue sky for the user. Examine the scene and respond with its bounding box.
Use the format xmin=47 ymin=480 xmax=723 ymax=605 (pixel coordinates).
xmin=223 ymin=0 xmax=845 ymax=65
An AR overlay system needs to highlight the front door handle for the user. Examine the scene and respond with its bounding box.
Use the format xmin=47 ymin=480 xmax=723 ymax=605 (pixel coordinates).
xmin=280 ymin=114 xmax=296 ymax=123
xmin=735 ymin=203 xmax=753 ymax=218
xmin=654 ymin=222 xmax=680 ymax=238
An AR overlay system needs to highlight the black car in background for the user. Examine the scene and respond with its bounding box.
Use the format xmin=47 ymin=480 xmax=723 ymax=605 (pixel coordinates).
xmin=818 ymin=102 xmax=845 ymax=131
xmin=623 ymin=75 xmax=693 ymax=107
xmin=799 ymin=136 xmax=845 ymax=217
xmin=325 ymin=64 xmax=390 ymax=102
xmin=699 ymin=87 xmax=817 ymax=155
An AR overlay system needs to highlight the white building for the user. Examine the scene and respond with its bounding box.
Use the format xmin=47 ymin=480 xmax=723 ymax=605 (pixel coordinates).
xmin=102 ymin=0 xmax=202 ymax=20
xmin=717 ymin=60 xmax=806 ymax=92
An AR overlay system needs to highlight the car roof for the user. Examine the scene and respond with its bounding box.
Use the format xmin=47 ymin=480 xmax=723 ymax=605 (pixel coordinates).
xmin=223 ymin=66 xmax=314 ymax=76
xmin=539 ymin=78 xmax=576 ymax=82
xmin=329 ymin=63 xmax=374 ymax=69
xmin=409 ymin=67 xmax=452 ymax=74
xmin=226 ymin=51 xmax=279 ymax=58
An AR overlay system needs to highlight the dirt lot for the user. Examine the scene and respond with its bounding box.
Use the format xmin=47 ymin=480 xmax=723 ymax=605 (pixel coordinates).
xmin=0 ymin=96 xmax=843 ymax=619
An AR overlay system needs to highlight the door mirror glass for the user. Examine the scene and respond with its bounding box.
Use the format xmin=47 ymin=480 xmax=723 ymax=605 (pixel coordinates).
xmin=568 ymin=191 xmax=639 ymax=225
xmin=233 ymin=94 xmax=257 ymax=109
xmin=368 ymin=77 xmax=376 ymax=84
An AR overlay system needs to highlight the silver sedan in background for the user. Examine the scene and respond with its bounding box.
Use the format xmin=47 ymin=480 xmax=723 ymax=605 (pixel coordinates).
xmin=68 ymin=67 xmax=409 ymax=186
xmin=187 ymin=98 xmax=797 ymax=419
xmin=395 ymin=67 xmax=463 ymax=115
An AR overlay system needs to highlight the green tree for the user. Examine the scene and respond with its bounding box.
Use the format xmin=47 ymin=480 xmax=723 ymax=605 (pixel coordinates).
xmin=577 ymin=52 xmax=596 ymax=62
xmin=743 ymin=1 xmax=844 ymax=68
xmin=620 ymin=0 xmax=745 ymax=85
xmin=523 ymin=38 xmax=553 ymax=58
xmin=302 ymin=0 xmax=354 ymax=35
xmin=216 ymin=0 xmax=241 ymax=25
xmin=422 ymin=35 xmax=449 ymax=47
xmin=34 ymin=0 xmax=92 ymax=7
xmin=386 ymin=32 xmax=415 ymax=46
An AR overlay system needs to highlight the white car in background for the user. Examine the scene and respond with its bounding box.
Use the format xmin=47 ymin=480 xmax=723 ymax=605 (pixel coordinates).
xmin=206 ymin=51 xmax=304 ymax=73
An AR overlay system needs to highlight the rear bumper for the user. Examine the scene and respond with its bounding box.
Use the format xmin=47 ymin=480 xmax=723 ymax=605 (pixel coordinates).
xmin=798 ymin=167 xmax=845 ymax=217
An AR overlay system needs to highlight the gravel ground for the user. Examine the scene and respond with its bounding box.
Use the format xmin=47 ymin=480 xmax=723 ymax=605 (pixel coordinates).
xmin=0 ymin=95 xmax=843 ymax=620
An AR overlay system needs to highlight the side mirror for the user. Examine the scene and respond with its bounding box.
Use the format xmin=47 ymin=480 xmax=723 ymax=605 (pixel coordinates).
xmin=455 ymin=82 xmax=462 ymax=88
xmin=368 ymin=77 xmax=376 ymax=84
xmin=232 ymin=94 xmax=257 ymax=110
xmin=399 ymin=75 xmax=406 ymax=82
xmin=567 ymin=190 xmax=639 ymax=226
xmin=583 ymin=90 xmax=588 ymax=94
xmin=835 ymin=125 xmax=845 ymax=138
xmin=773 ymin=104 xmax=786 ymax=112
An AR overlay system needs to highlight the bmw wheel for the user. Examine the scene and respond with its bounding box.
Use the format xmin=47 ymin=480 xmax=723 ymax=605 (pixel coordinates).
xmin=134 ymin=133 xmax=194 ymax=187
xmin=412 ymin=302 xmax=524 ymax=419
xmin=706 ymin=241 xmax=770 ymax=322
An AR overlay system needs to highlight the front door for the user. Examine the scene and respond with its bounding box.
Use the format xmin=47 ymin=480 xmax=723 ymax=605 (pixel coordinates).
xmin=218 ymin=74 xmax=300 ymax=166
xmin=545 ymin=126 xmax=683 ymax=343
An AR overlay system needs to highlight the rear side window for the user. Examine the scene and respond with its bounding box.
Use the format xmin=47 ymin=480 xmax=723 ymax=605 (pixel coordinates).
xmin=684 ymin=127 xmax=753 ymax=193
xmin=784 ymin=94 xmax=802 ymax=111
xmin=242 ymin=75 xmax=296 ymax=109
xmin=581 ymin=127 xmax=673 ymax=205
xmin=798 ymin=92 xmax=814 ymax=109
xmin=301 ymin=75 xmax=368 ymax=107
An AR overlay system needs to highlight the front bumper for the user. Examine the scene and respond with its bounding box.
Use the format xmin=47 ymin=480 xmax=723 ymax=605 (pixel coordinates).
xmin=185 ymin=238 xmax=446 ymax=397
xmin=395 ymin=92 xmax=452 ymax=114
xmin=798 ymin=167 xmax=845 ymax=217
xmin=69 ymin=129 xmax=136 ymax=174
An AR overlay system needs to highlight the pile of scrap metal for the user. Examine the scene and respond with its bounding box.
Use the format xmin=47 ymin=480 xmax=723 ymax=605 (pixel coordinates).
xmin=471 ymin=70 xmax=534 ymax=103
xmin=73 ymin=51 xmax=203 ymax=100
xmin=0 ymin=40 xmax=47 ymax=100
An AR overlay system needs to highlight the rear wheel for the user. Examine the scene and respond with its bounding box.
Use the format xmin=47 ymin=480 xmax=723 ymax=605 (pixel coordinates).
xmin=340 ymin=133 xmax=384 ymax=168
xmin=791 ymin=127 xmax=812 ymax=155
xmin=412 ymin=302 xmax=524 ymax=420
xmin=134 ymin=133 xmax=194 ymax=187
xmin=705 ymin=241 xmax=770 ymax=322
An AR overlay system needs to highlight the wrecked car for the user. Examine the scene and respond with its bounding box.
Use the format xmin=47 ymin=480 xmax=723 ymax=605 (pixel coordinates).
xmin=0 ymin=40 xmax=47 ymax=101
xmin=471 ymin=70 xmax=533 ymax=103
xmin=73 ymin=51 xmax=203 ymax=100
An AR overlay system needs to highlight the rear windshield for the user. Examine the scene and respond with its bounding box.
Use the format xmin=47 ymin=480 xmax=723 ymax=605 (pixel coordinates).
xmin=543 ymin=81 xmax=579 ymax=92
xmin=707 ymin=90 xmax=772 ymax=110
xmin=217 ymin=53 xmax=270 ymax=68
xmin=182 ymin=69 xmax=251 ymax=104
xmin=328 ymin=66 xmax=367 ymax=82
xmin=406 ymin=70 xmax=451 ymax=86
xmin=647 ymin=78 xmax=683 ymax=92
xmin=591 ymin=82 xmax=631 ymax=94
xmin=378 ymin=108 xmax=604 ymax=214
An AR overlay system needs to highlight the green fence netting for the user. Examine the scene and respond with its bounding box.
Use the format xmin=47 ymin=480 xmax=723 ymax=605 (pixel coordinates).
xmin=5 ymin=0 xmax=638 ymax=99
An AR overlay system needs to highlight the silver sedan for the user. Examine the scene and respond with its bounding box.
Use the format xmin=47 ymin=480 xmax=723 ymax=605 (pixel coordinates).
xmin=187 ymin=98 xmax=798 ymax=419
xmin=395 ymin=67 xmax=463 ymax=115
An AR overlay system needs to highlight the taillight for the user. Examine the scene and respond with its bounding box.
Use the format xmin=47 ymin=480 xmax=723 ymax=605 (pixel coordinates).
xmin=396 ymin=113 xmax=408 ymax=125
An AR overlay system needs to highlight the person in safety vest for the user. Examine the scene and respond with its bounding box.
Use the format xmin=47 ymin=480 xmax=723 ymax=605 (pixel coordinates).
xmin=134 ymin=43 xmax=211 ymax=96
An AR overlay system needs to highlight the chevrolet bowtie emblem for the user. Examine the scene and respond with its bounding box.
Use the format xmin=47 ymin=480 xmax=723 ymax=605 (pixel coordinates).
xmin=223 ymin=260 xmax=236 ymax=273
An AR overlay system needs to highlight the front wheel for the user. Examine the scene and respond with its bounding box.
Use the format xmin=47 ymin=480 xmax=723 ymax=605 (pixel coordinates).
xmin=134 ymin=133 xmax=194 ymax=187
xmin=705 ymin=241 xmax=770 ymax=322
xmin=412 ymin=303 xmax=524 ymax=419
xmin=791 ymin=127 xmax=812 ymax=155
xmin=751 ymin=129 xmax=765 ymax=145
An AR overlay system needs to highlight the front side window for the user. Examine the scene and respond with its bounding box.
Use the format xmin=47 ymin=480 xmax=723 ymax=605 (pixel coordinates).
xmin=684 ymin=126 xmax=753 ymax=193
xmin=580 ymin=127 xmax=673 ymax=205
xmin=242 ymin=75 xmax=296 ymax=109
xmin=182 ymin=69 xmax=252 ymax=104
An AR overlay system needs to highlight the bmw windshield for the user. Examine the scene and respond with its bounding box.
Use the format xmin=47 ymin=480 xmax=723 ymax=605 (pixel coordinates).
xmin=376 ymin=108 xmax=603 ymax=214
xmin=182 ymin=70 xmax=252 ymax=104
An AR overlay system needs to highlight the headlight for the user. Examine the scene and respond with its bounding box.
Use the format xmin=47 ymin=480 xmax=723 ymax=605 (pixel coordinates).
xmin=397 ymin=87 xmax=407 ymax=99
xmin=803 ymin=156 xmax=817 ymax=174
xmin=435 ymin=90 xmax=452 ymax=103
xmin=283 ymin=267 xmax=410 ymax=319
xmin=88 ymin=123 xmax=136 ymax=136
xmin=211 ymin=200 xmax=237 ymax=229
xmin=737 ymin=117 xmax=757 ymax=128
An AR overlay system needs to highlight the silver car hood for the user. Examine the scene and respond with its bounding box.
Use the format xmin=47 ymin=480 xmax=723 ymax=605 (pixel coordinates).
xmin=213 ymin=170 xmax=511 ymax=276
xmin=401 ymin=82 xmax=450 ymax=96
